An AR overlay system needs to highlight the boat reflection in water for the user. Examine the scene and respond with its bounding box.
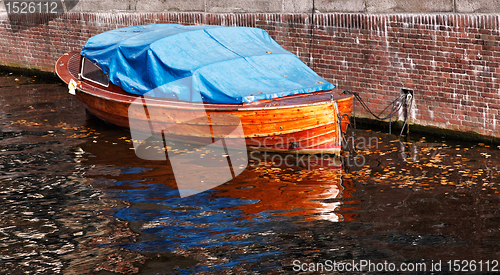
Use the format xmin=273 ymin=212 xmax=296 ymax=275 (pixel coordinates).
xmin=85 ymin=136 xmax=357 ymax=223
xmin=211 ymin=152 xmax=357 ymax=223
xmin=84 ymin=137 xmax=354 ymax=225
xmin=80 ymin=136 xmax=357 ymax=271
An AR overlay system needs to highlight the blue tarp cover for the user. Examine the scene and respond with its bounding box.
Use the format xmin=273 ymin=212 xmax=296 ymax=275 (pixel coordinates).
xmin=81 ymin=24 xmax=334 ymax=104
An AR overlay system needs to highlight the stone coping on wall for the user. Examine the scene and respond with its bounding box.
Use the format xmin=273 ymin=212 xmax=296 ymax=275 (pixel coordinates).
xmin=1 ymin=0 xmax=500 ymax=14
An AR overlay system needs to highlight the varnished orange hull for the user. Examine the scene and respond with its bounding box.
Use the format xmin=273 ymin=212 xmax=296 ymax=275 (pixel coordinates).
xmin=56 ymin=51 xmax=353 ymax=154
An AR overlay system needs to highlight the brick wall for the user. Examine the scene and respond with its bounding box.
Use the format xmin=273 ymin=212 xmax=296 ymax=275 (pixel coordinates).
xmin=1 ymin=12 xmax=499 ymax=137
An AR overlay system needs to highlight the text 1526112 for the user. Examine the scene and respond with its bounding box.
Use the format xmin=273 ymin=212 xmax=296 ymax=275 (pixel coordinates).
xmin=5 ymin=1 xmax=58 ymax=14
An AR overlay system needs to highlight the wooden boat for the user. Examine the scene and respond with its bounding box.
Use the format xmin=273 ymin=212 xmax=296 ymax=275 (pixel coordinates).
xmin=55 ymin=25 xmax=353 ymax=155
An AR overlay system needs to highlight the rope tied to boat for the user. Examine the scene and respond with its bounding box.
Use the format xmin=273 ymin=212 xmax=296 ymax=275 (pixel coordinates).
xmin=342 ymin=89 xmax=414 ymax=139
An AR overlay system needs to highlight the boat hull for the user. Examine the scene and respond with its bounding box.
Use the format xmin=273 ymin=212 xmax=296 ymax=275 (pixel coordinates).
xmin=56 ymin=51 xmax=353 ymax=154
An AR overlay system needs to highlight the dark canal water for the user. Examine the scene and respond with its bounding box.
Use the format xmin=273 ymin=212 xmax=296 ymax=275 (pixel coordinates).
xmin=1 ymin=71 xmax=500 ymax=274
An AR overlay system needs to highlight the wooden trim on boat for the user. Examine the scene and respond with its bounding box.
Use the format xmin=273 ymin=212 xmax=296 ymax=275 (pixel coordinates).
xmin=56 ymin=51 xmax=354 ymax=154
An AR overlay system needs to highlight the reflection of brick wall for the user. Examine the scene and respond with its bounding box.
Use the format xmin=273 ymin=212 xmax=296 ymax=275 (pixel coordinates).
xmin=1 ymin=12 xmax=499 ymax=137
